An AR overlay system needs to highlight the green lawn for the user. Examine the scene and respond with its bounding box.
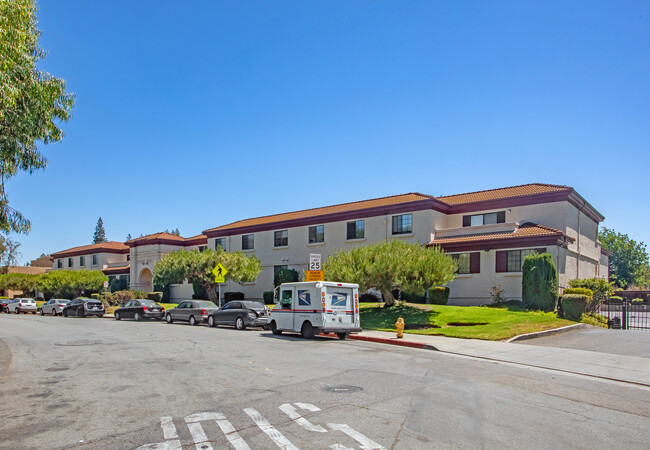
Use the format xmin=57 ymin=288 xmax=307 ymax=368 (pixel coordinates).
xmin=359 ymin=302 xmax=573 ymax=341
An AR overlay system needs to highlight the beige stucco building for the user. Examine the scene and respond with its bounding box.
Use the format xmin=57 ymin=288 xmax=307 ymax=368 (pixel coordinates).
xmin=49 ymin=183 xmax=607 ymax=306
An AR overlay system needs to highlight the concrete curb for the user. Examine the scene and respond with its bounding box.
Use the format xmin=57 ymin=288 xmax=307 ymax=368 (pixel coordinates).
xmin=349 ymin=334 xmax=439 ymax=351
xmin=506 ymin=323 xmax=587 ymax=343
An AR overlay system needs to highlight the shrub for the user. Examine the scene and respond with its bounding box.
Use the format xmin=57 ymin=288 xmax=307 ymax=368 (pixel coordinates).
xmin=110 ymin=278 xmax=128 ymax=292
xmin=359 ymin=292 xmax=380 ymax=303
xmin=562 ymin=288 xmax=593 ymax=298
xmin=401 ymin=291 xmax=426 ymax=303
xmin=263 ymin=291 xmax=275 ymax=305
xmin=609 ymin=296 xmax=623 ymax=304
xmin=148 ymin=292 xmax=163 ymax=302
xmin=569 ymin=278 xmax=613 ymax=304
xmin=561 ymin=294 xmax=589 ymax=321
xmin=522 ymin=253 xmax=558 ymax=311
xmin=274 ymin=268 xmax=299 ymax=287
xmin=192 ymin=281 xmax=206 ymax=300
xmin=631 ymin=298 xmax=644 ymax=305
xmin=490 ymin=282 xmax=506 ymax=304
xmin=224 ymin=292 xmax=244 ymax=302
xmin=90 ymin=294 xmax=101 ymax=301
xmin=429 ymin=287 xmax=450 ymax=305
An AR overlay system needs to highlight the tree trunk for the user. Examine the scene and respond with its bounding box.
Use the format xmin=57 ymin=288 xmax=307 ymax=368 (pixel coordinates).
xmin=382 ymin=289 xmax=397 ymax=307
xmin=205 ymin=284 xmax=219 ymax=304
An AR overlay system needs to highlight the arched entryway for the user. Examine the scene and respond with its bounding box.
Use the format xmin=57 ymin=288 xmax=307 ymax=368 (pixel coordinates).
xmin=139 ymin=268 xmax=153 ymax=293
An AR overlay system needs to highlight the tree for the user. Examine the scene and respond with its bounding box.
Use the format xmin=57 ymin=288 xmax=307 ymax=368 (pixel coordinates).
xmin=599 ymin=227 xmax=649 ymax=288
xmin=274 ymin=268 xmax=299 ymax=287
xmin=323 ymin=240 xmax=457 ymax=307
xmin=126 ymin=233 xmax=132 ymax=241
xmin=153 ymin=248 xmax=262 ymax=303
xmin=93 ymin=217 xmax=107 ymax=243
xmin=36 ymin=270 xmax=107 ymax=299
xmin=521 ymin=252 xmax=558 ymax=311
xmin=165 ymin=228 xmax=180 ymax=236
xmin=0 ymin=0 xmax=75 ymax=234
xmin=0 ymin=272 xmax=39 ymax=296
xmin=0 ymin=235 xmax=21 ymax=266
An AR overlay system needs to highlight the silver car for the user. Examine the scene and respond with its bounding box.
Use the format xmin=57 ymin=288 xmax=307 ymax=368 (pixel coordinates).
xmin=40 ymin=299 xmax=71 ymax=316
xmin=8 ymin=298 xmax=37 ymax=314
xmin=165 ymin=300 xmax=219 ymax=326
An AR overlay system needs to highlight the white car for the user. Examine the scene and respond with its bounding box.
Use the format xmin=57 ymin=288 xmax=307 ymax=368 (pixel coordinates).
xmin=8 ymin=298 xmax=37 ymax=314
xmin=40 ymin=299 xmax=71 ymax=316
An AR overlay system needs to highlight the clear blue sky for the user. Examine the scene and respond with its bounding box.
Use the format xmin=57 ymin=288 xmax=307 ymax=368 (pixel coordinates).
xmin=10 ymin=0 xmax=650 ymax=263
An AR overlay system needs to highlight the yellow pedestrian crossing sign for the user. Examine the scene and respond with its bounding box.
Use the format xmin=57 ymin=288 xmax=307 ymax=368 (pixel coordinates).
xmin=212 ymin=263 xmax=227 ymax=283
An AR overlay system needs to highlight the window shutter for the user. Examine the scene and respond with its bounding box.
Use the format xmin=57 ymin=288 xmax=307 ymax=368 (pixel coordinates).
xmin=470 ymin=252 xmax=480 ymax=274
xmin=497 ymin=211 xmax=506 ymax=223
xmin=495 ymin=251 xmax=508 ymax=272
xmin=462 ymin=215 xmax=471 ymax=227
xmin=347 ymin=222 xmax=355 ymax=239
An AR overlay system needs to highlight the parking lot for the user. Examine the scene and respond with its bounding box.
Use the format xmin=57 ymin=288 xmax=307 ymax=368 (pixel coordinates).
xmin=1 ymin=314 xmax=649 ymax=449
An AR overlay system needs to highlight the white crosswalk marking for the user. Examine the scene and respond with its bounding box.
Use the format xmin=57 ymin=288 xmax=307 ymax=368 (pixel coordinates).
xmin=328 ymin=423 xmax=386 ymax=450
xmin=280 ymin=403 xmax=327 ymax=433
xmin=215 ymin=415 xmax=252 ymax=450
xmin=136 ymin=440 xmax=181 ymax=450
xmin=160 ymin=417 xmax=178 ymax=439
xmin=244 ymin=407 xmax=299 ymax=450
xmin=186 ymin=422 xmax=213 ymax=450
xmin=295 ymin=403 xmax=321 ymax=412
xmin=329 ymin=444 xmax=354 ymax=450
xmin=185 ymin=412 xmax=251 ymax=450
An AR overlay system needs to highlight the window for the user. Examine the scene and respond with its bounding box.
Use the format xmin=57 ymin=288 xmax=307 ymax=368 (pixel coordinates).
xmin=242 ymin=234 xmax=254 ymax=250
xmin=127 ymin=254 xmax=131 ymax=261
xmin=347 ymin=220 xmax=365 ymax=240
xmin=199 ymin=246 xmax=207 ymax=252
xmin=215 ymin=238 xmax=226 ymax=250
xmin=496 ymin=248 xmax=546 ymax=272
xmin=79 ymin=256 xmax=85 ymax=266
xmin=308 ymin=225 xmax=324 ymax=243
xmin=57 ymin=259 xmax=62 ymax=269
xmin=274 ymin=230 xmax=288 ymax=247
xmin=392 ymin=214 xmax=413 ymax=235
xmin=450 ymin=252 xmax=480 ymax=274
xmin=463 ymin=211 xmax=506 ymax=227
xmin=92 ymin=254 xmax=98 ymax=265
xmin=68 ymin=258 xmax=73 ymax=267
xmin=280 ymin=290 xmax=292 ymax=308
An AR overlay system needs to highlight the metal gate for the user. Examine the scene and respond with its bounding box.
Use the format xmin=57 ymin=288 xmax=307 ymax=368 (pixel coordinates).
xmin=600 ymin=299 xmax=650 ymax=330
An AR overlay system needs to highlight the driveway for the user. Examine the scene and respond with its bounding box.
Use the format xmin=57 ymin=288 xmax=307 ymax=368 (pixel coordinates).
xmin=520 ymin=325 xmax=650 ymax=358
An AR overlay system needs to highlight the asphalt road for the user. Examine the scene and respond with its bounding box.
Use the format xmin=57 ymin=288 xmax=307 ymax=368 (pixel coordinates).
xmin=0 ymin=314 xmax=649 ymax=450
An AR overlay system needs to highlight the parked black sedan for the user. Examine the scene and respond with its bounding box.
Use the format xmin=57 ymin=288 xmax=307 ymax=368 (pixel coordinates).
xmin=62 ymin=298 xmax=105 ymax=318
xmin=207 ymin=301 xmax=269 ymax=329
xmin=114 ymin=299 xmax=165 ymax=321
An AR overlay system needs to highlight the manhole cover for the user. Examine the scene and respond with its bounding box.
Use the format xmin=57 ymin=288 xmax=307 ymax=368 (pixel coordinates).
xmin=55 ymin=340 xmax=99 ymax=347
xmin=322 ymin=385 xmax=363 ymax=394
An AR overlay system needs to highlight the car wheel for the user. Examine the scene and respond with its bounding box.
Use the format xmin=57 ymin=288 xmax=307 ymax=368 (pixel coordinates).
xmin=301 ymin=321 xmax=315 ymax=339
xmin=40 ymin=308 xmax=44 ymax=316
xmin=208 ymin=315 xmax=216 ymax=327
xmin=270 ymin=321 xmax=282 ymax=335
xmin=189 ymin=315 xmax=197 ymax=326
xmin=166 ymin=314 xmax=173 ymax=324
xmin=63 ymin=309 xmax=68 ymax=317
xmin=52 ymin=309 xmax=57 ymax=316
xmin=235 ymin=316 xmax=246 ymax=330
xmin=98 ymin=314 xmax=104 ymax=318
xmin=78 ymin=309 xmax=85 ymax=318
xmin=134 ymin=312 xmax=141 ymax=321
xmin=337 ymin=333 xmax=348 ymax=340
xmin=15 ymin=308 xmax=20 ymax=314
xmin=115 ymin=312 xmax=121 ymax=320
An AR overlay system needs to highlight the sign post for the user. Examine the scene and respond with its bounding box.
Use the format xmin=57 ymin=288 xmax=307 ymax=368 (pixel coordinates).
xmin=103 ymin=280 xmax=108 ymax=305
xmin=212 ymin=263 xmax=228 ymax=307
xmin=307 ymin=254 xmax=324 ymax=281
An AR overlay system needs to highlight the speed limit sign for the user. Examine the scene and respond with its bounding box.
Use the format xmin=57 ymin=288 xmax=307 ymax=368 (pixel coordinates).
xmin=309 ymin=253 xmax=321 ymax=271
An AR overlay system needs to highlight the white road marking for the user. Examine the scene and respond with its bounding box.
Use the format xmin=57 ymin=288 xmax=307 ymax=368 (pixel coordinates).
xmin=244 ymin=407 xmax=299 ymax=450
xmin=136 ymin=440 xmax=181 ymax=450
xmin=185 ymin=411 xmax=251 ymax=450
xmin=327 ymin=423 xmax=386 ymax=450
xmin=329 ymin=445 xmax=354 ymax=450
xmin=295 ymin=403 xmax=321 ymax=412
xmin=186 ymin=422 xmax=213 ymax=450
xmin=161 ymin=416 xmax=178 ymax=439
xmin=279 ymin=403 xmax=327 ymax=433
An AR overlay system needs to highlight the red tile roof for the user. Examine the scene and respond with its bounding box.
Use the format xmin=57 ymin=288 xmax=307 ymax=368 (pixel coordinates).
xmin=429 ymin=224 xmax=569 ymax=245
xmin=126 ymin=232 xmax=186 ymax=243
xmin=101 ymin=265 xmax=130 ymax=275
xmin=437 ymin=183 xmax=572 ymax=206
xmin=204 ymin=193 xmax=437 ymax=233
xmin=51 ymin=241 xmax=129 ymax=258
xmin=126 ymin=232 xmax=207 ymax=248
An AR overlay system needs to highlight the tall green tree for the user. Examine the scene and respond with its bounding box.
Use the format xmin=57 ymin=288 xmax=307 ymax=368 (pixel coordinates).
xmin=0 ymin=235 xmax=21 ymax=265
xmin=36 ymin=270 xmax=107 ymax=299
xmin=521 ymin=252 xmax=558 ymax=311
xmin=153 ymin=248 xmax=262 ymax=303
xmin=93 ymin=217 xmax=107 ymax=243
xmin=0 ymin=0 xmax=75 ymax=234
xmin=599 ymin=227 xmax=649 ymax=288
xmin=323 ymin=240 xmax=457 ymax=307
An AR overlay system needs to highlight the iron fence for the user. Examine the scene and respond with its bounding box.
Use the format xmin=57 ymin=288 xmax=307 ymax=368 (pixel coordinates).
xmin=599 ymin=299 xmax=650 ymax=330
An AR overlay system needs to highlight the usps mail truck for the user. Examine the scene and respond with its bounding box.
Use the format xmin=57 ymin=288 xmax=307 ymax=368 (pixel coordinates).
xmin=269 ymin=281 xmax=362 ymax=339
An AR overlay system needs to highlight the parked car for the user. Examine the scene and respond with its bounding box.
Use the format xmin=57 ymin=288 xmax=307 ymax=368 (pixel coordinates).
xmin=40 ymin=299 xmax=71 ymax=316
xmin=114 ymin=299 xmax=165 ymax=321
xmin=7 ymin=298 xmax=37 ymax=314
xmin=1 ymin=298 xmax=10 ymax=313
xmin=165 ymin=300 xmax=219 ymax=326
xmin=62 ymin=298 xmax=105 ymax=318
xmin=207 ymin=300 xmax=269 ymax=329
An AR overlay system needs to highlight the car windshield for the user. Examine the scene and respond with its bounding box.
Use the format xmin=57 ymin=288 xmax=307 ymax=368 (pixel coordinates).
xmin=198 ymin=301 xmax=217 ymax=308
xmin=243 ymin=301 xmax=264 ymax=310
xmin=55 ymin=300 xmax=70 ymax=303
xmin=140 ymin=300 xmax=159 ymax=307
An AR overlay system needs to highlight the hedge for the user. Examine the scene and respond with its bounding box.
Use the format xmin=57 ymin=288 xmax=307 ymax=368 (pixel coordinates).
xmin=148 ymin=292 xmax=163 ymax=302
xmin=429 ymin=287 xmax=450 ymax=305
xmin=608 ymin=296 xmax=624 ymax=304
xmin=631 ymin=298 xmax=644 ymax=305
xmin=263 ymin=291 xmax=274 ymax=305
xmin=561 ymin=294 xmax=589 ymax=321
xmin=522 ymin=253 xmax=558 ymax=311
xmin=562 ymin=288 xmax=593 ymax=298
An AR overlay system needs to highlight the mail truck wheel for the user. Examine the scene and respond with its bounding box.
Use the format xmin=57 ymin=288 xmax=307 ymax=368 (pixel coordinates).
xmin=270 ymin=321 xmax=282 ymax=335
xmin=301 ymin=322 xmax=315 ymax=339
xmin=337 ymin=333 xmax=348 ymax=340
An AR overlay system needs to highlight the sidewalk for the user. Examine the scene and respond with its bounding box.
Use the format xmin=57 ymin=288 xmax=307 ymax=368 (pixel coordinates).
xmin=350 ymin=330 xmax=650 ymax=387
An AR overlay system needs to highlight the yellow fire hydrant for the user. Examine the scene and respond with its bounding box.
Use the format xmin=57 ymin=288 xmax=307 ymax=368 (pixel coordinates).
xmin=395 ymin=317 xmax=405 ymax=339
